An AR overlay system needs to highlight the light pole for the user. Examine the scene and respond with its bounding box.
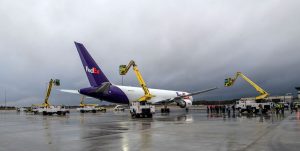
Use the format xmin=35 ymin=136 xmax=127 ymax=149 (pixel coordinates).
xmin=4 ymin=89 xmax=6 ymax=110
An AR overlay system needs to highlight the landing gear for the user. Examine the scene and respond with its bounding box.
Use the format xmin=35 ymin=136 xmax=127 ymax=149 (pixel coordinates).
xmin=161 ymin=108 xmax=170 ymax=113
xmin=161 ymin=103 xmax=170 ymax=113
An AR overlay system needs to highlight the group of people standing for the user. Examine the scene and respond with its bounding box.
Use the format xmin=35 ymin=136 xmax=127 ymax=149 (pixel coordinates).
xmin=290 ymin=103 xmax=300 ymax=113
xmin=275 ymin=103 xmax=285 ymax=114
xmin=207 ymin=105 xmax=235 ymax=114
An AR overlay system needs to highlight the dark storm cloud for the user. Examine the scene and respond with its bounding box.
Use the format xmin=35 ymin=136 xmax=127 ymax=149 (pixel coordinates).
xmin=0 ymin=0 xmax=300 ymax=106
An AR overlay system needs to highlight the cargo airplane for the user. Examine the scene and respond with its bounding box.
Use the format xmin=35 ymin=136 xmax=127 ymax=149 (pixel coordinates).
xmin=61 ymin=42 xmax=217 ymax=111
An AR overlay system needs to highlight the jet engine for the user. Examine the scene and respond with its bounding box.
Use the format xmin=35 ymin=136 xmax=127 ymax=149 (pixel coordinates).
xmin=176 ymin=99 xmax=192 ymax=108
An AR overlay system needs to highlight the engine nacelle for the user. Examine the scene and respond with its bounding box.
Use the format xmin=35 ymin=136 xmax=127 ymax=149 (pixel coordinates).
xmin=177 ymin=99 xmax=192 ymax=108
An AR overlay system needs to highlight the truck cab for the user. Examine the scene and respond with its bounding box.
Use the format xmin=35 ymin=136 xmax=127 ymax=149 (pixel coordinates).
xmin=236 ymin=98 xmax=274 ymax=113
xmin=130 ymin=101 xmax=155 ymax=118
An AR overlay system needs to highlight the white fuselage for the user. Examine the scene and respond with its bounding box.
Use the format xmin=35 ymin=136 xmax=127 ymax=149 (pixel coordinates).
xmin=116 ymin=85 xmax=193 ymax=103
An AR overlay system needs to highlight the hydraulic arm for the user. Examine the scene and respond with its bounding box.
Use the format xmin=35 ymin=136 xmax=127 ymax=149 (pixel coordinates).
xmin=43 ymin=79 xmax=60 ymax=107
xmin=119 ymin=60 xmax=154 ymax=102
xmin=224 ymin=72 xmax=269 ymax=100
xmin=79 ymin=95 xmax=98 ymax=107
xmin=33 ymin=79 xmax=60 ymax=108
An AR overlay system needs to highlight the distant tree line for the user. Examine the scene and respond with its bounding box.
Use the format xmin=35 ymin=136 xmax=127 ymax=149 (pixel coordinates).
xmin=0 ymin=106 xmax=16 ymax=110
xmin=192 ymin=99 xmax=239 ymax=105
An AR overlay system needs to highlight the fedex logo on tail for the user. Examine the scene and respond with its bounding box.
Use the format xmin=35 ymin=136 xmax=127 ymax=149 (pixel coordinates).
xmin=85 ymin=66 xmax=100 ymax=74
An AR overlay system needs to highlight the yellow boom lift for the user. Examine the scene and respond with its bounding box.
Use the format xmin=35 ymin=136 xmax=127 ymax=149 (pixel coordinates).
xmin=224 ymin=72 xmax=269 ymax=100
xmin=32 ymin=79 xmax=60 ymax=108
xmin=79 ymin=96 xmax=98 ymax=107
xmin=119 ymin=60 xmax=155 ymax=118
xmin=77 ymin=95 xmax=106 ymax=113
xmin=119 ymin=60 xmax=155 ymax=102
xmin=31 ymin=79 xmax=69 ymax=115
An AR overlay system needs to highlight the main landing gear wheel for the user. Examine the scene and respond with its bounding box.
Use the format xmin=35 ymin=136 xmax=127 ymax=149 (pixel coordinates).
xmin=161 ymin=108 xmax=170 ymax=113
xmin=161 ymin=103 xmax=170 ymax=113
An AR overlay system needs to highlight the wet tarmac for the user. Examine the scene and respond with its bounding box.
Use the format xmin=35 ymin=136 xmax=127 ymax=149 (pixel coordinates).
xmin=0 ymin=109 xmax=300 ymax=151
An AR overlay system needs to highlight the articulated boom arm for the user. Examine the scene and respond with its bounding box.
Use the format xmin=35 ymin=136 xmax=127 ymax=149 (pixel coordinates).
xmin=225 ymin=72 xmax=269 ymax=100
xmin=32 ymin=79 xmax=60 ymax=108
xmin=79 ymin=96 xmax=98 ymax=107
xmin=119 ymin=60 xmax=154 ymax=102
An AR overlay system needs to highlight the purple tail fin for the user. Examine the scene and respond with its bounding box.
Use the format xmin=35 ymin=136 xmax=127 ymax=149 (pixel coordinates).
xmin=74 ymin=42 xmax=109 ymax=87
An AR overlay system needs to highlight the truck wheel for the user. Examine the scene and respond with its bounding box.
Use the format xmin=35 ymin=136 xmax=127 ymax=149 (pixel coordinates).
xmin=48 ymin=112 xmax=53 ymax=116
xmin=148 ymin=114 xmax=153 ymax=118
xmin=57 ymin=111 xmax=61 ymax=115
xmin=92 ymin=110 xmax=96 ymax=113
xmin=80 ymin=110 xmax=85 ymax=113
xmin=43 ymin=111 xmax=47 ymax=115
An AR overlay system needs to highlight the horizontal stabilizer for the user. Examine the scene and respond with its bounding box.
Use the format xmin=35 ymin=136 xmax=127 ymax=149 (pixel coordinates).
xmin=95 ymin=82 xmax=111 ymax=94
xmin=59 ymin=89 xmax=80 ymax=94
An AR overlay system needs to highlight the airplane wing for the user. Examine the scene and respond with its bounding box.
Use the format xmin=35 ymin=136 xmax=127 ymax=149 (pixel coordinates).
xmin=154 ymin=87 xmax=218 ymax=104
xmin=173 ymin=87 xmax=218 ymax=100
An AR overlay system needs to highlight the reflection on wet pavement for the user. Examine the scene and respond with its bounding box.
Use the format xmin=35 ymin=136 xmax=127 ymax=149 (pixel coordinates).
xmin=0 ymin=109 xmax=300 ymax=151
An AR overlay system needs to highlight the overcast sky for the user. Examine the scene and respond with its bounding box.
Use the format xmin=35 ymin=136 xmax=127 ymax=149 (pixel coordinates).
xmin=0 ymin=0 xmax=300 ymax=106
